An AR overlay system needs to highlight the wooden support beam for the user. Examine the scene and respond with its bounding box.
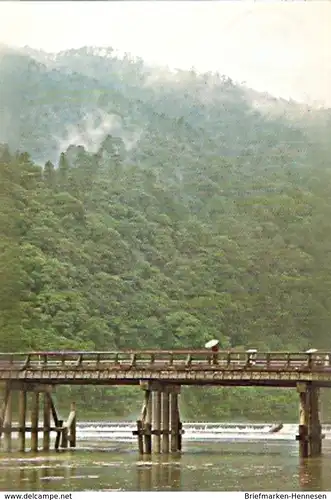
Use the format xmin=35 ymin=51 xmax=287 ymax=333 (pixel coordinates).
xmin=0 ymin=426 xmax=67 ymax=432
xmin=61 ymin=426 xmax=68 ymax=449
xmin=31 ymin=391 xmax=39 ymax=452
xmin=60 ymin=402 xmax=76 ymax=450
xmin=308 ymin=386 xmax=322 ymax=457
xmin=140 ymin=381 xmax=181 ymax=394
xmin=175 ymin=394 xmax=182 ymax=452
xmin=133 ymin=429 xmax=175 ymax=437
xmin=55 ymin=419 xmax=63 ymax=450
xmin=3 ymin=387 xmax=12 ymax=452
xmin=43 ymin=392 xmax=51 ymax=451
xmin=50 ymin=393 xmax=63 ymax=451
xmin=297 ymin=382 xmax=309 ymax=458
xmin=178 ymin=421 xmax=183 ymax=452
xmin=170 ymin=392 xmax=179 ymax=452
xmin=143 ymin=390 xmax=152 ymax=455
xmin=18 ymin=390 xmax=27 ymax=452
xmin=162 ymin=392 xmax=170 ymax=454
xmin=9 ymin=382 xmax=54 ymax=393
xmin=49 ymin=394 xmax=59 ymax=426
xmin=297 ymin=383 xmax=322 ymax=458
xmin=67 ymin=402 xmax=76 ymax=448
xmin=152 ymin=391 xmax=161 ymax=454
xmin=298 ymin=390 xmax=309 ymax=458
xmin=297 ymin=383 xmax=307 ymax=394
xmin=140 ymin=399 xmax=147 ymax=423
xmin=0 ymin=383 xmax=10 ymax=441
xmin=136 ymin=420 xmax=144 ymax=455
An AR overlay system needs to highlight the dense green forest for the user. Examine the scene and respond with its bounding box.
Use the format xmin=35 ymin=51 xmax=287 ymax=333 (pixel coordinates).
xmin=1 ymin=45 xmax=331 ymax=421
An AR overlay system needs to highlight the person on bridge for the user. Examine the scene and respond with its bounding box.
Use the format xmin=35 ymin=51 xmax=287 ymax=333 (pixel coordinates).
xmin=205 ymin=339 xmax=219 ymax=364
xmin=246 ymin=349 xmax=257 ymax=367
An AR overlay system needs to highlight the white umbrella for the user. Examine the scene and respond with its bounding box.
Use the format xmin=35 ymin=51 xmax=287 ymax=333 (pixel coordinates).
xmin=205 ymin=339 xmax=219 ymax=349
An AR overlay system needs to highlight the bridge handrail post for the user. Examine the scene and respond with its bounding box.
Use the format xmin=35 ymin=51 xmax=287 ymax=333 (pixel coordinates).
xmin=61 ymin=353 xmax=66 ymax=367
xmin=307 ymin=353 xmax=313 ymax=370
xmin=23 ymin=354 xmax=31 ymax=369
xmin=286 ymin=353 xmax=291 ymax=369
xmin=76 ymin=354 xmax=83 ymax=367
xmin=130 ymin=353 xmax=137 ymax=368
xmin=266 ymin=353 xmax=271 ymax=369
xmin=185 ymin=354 xmax=192 ymax=367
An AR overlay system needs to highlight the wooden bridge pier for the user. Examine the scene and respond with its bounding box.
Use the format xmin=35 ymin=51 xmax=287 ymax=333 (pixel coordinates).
xmin=0 ymin=382 xmax=77 ymax=452
xmin=296 ymin=383 xmax=322 ymax=458
xmin=134 ymin=382 xmax=183 ymax=455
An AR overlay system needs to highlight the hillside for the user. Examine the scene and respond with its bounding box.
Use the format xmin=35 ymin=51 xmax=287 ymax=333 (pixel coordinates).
xmin=1 ymin=45 xmax=331 ymax=420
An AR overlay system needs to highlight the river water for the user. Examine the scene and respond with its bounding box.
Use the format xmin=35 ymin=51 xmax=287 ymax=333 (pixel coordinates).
xmin=1 ymin=422 xmax=331 ymax=491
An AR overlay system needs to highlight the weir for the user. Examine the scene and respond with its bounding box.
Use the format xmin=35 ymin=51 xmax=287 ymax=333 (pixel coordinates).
xmin=1 ymin=349 xmax=331 ymax=456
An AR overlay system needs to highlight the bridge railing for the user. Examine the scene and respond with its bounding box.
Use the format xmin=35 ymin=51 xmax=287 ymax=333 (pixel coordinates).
xmin=0 ymin=350 xmax=330 ymax=371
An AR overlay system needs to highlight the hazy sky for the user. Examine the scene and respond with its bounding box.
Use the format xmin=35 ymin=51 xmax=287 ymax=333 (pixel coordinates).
xmin=1 ymin=1 xmax=330 ymax=107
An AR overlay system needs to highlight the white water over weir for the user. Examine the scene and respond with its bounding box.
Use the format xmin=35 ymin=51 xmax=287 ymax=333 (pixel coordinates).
xmin=75 ymin=422 xmax=331 ymax=442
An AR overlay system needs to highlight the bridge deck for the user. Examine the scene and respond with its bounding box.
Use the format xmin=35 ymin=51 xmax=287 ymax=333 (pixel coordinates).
xmin=1 ymin=350 xmax=331 ymax=387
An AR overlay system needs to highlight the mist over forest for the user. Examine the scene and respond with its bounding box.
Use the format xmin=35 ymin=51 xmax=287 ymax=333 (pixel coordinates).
xmin=1 ymin=44 xmax=331 ymax=420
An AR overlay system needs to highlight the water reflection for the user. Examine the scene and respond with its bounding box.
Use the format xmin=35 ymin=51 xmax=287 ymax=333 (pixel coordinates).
xmin=0 ymin=442 xmax=330 ymax=491
xmin=136 ymin=455 xmax=182 ymax=491
xmin=4 ymin=459 xmax=76 ymax=490
xmin=299 ymin=459 xmax=323 ymax=490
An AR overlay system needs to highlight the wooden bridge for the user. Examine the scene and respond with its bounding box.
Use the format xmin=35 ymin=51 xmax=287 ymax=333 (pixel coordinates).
xmin=0 ymin=349 xmax=330 ymax=458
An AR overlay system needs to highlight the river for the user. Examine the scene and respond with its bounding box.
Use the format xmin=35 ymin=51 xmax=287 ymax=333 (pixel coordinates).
xmin=1 ymin=422 xmax=331 ymax=491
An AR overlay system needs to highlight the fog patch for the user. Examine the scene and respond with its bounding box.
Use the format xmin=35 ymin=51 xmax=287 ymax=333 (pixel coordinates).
xmin=55 ymin=109 xmax=142 ymax=160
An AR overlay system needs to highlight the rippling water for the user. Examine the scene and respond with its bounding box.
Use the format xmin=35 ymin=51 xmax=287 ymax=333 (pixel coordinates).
xmin=1 ymin=422 xmax=331 ymax=491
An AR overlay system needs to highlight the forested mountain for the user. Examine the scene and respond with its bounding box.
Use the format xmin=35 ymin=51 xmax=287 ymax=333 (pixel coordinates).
xmin=1 ymin=44 xmax=331 ymax=420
